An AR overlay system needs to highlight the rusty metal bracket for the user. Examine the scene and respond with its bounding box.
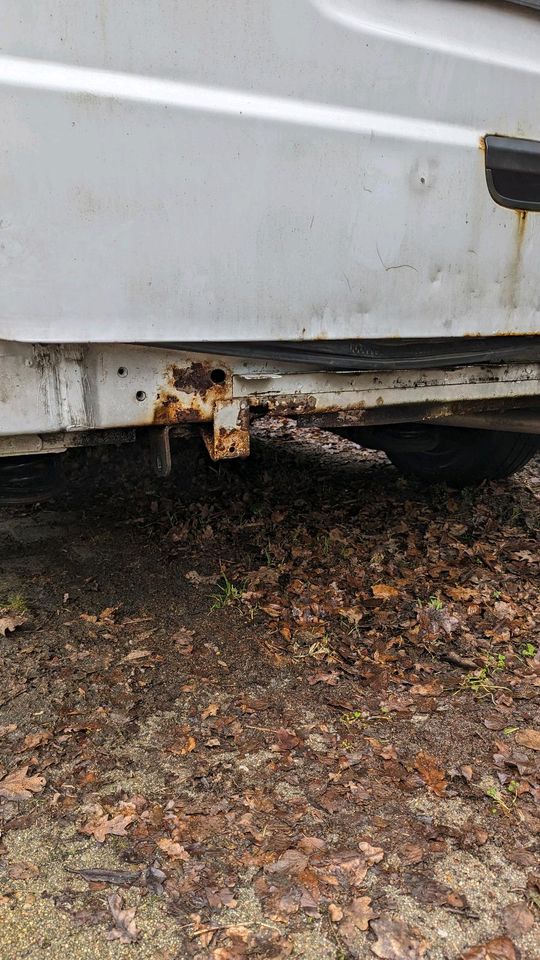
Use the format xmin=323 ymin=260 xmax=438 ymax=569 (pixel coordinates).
xmin=149 ymin=426 xmax=172 ymax=476
xmin=202 ymin=399 xmax=250 ymax=461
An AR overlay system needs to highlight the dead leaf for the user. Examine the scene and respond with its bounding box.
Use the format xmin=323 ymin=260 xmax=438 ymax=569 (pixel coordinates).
xmin=460 ymin=936 xmax=518 ymax=960
xmin=105 ymin=892 xmax=138 ymax=944
xmin=414 ymin=750 xmax=447 ymax=796
xmin=307 ymin=670 xmax=340 ymax=686
xmin=168 ymin=735 xmax=196 ymax=756
xmin=410 ymin=681 xmax=444 ymax=697
xmin=329 ymin=903 xmax=343 ymax=923
xmin=371 ymin=584 xmax=399 ymax=599
xmin=185 ymin=570 xmax=216 ymax=587
xmin=0 ymin=615 xmax=26 ymax=637
xmin=120 ymin=649 xmax=152 ymax=663
xmin=141 ymin=863 xmax=166 ymax=896
xmin=99 ymin=606 xmax=117 ymax=622
xmin=0 ymin=766 xmax=45 ymax=800
xmin=201 ymin=703 xmax=220 ymax=720
xmin=266 ymin=849 xmax=309 ymax=876
xmin=206 ymin=887 xmax=237 ymax=909
xmin=358 ymin=842 xmax=384 ymax=867
xmin=514 ymin=728 xmax=540 ymax=751
xmin=172 ymin=628 xmax=194 ymax=654
xmin=23 ymin=731 xmax=51 ymax=750
xmin=370 ymin=918 xmax=429 ymax=959
xmin=366 ymin=737 xmax=398 ymax=761
xmin=297 ymin=836 xmax=326 ymax=855
xmin=493 ymin=601 xmax=515 ymax=622
xmin=502 ymin=902 xmax=534 ymax=937
xmin=80 ymin=813 xmax=135 ymax=844
xmin=400 ymin=844 xmax=425 ymax=866
xmin=157 ymin=838 xmax=190 ymax=860
xmin=7 ymin=861 xmax=39 ymax=880
xmin=274 ymin=728 xmax=301 ymax=752
xmin=0 ymin=724 xmax=17 ymax=738
xmin=339 ymin=896 xmax=375 ymax=938
xmin=66 ymin=867 xmax=141 ymax=885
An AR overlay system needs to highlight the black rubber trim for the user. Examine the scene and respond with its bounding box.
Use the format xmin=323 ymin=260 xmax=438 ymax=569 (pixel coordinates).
xmin=163 ymin=336 xmax=540 ymax=371
xmin=485 ymin=135 xmax=540 ymax=212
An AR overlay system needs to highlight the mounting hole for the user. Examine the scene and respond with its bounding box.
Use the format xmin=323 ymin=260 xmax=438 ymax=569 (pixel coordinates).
xmin=135 ymin=390 xmax=147 ymax=402
xmin=229 ymin=444 xmax=236 ymax=454
xmin=117 ymin=366 xmax=128 ymax=378
xmin=210 ymin=368 xmax=227 ymax=385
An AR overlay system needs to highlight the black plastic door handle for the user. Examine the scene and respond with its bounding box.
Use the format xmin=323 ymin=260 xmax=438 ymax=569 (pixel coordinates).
xmin=485 ymin=135 xmax=540 ymax=211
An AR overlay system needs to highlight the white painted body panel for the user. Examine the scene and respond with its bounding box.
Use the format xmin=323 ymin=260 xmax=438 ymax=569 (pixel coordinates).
xmin=1 ymin=0 xmax=540 ymax=343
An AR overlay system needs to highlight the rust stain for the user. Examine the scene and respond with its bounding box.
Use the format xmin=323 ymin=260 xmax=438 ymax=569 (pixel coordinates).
xmin=214 ymin=426 xmax=250 ymax=460
xmin=264 ymin=395 xmax=318 ymax=415
xmin=171 ymin=362 xmax=214 ymax=395
xmin=462 ymin=330 xmax=538 ymax=337
xmin=261 ymin=394 xmax=369 ymax=418
xmin=516 ymin=208 xmax=528 ymax=247
xmin=505 ymin=209 xmax=528 ymax=312
xmin=152 ymin=361 xmax=230 ymax=425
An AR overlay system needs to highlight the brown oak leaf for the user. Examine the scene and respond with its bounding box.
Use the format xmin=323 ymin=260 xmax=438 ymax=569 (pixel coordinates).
xmin=105 ymin=892 xmax=138 ymax=944
xmin=340 ymin=896 xmax=375 ymax=939
xmin=156 ymin=838 xmax=190 ymax=860
xmin=414 ymin=750 xmax=447 ymax=796
xmin=80 ymin=812 xmax=135 ymax=844
xmin=23 ymin=731 xmax=52 ymax=750
xmin=266 ymin=849 xmax=309 ymax=876
xmin=502 ymin=902 xmax=534 ymax=937
xmin=460 ymin=936 xmax=518 ymax=960
xmin=120 ymin=649 xmax=151 ymax=663
xmin=514 ymin=728 xmax=540 ymax=751
xmin=370 ymin=918 xmax=429 ymax=959
xmin=0 ymin=615 xmax=26 ymax=637
xmin=201 ymin=703 xmax=220 ymax=720
xmin=7 ymin=861 xmax=39 ymax=880
xmin=371 ymin=584 xmax=399 ymax=599
xmin=0 ymin=765 xmax=45 ymax=800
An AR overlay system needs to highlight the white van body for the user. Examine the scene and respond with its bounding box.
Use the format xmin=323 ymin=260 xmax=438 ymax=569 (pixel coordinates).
xmin=1 ymin=1 xmax=540 ymax=492
xmin=2 ymin=0 xmax=540 ymax=343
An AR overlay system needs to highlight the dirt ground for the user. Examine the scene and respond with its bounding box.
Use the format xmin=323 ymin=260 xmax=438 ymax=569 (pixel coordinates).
xmin=0 ymin=424 xmax=538 ymax=960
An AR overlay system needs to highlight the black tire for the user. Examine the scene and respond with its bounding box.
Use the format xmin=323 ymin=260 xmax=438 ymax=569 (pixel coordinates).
xmin=345 ymin=425 xmax=539 ymax=487
xmin=0 ymin=454 xmax=64 ymax=505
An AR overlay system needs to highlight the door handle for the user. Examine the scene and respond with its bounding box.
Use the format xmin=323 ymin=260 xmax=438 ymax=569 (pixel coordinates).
xmin=485 ymin=135 xmax=540 ymax=211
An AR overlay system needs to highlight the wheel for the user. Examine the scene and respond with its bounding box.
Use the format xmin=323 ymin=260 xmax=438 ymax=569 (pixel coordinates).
xmin=0 ymin=454 xmax=65 ymax=505
xmin=343 ymin=425 xmax=539 ymax=487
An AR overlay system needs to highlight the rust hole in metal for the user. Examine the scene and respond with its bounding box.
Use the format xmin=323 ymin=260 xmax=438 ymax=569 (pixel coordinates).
xmin=152 ymin=361 xmax=231 ymax=426
xmin=172 ymin=362 xmax=218 ymax=394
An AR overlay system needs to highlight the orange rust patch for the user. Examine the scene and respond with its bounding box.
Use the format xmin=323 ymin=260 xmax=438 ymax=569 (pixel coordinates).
xmin=153 ymin=393 xmax=208 ymax=424
xmin=516 ymin=208 xmax=527 ymax=246
xmin=152 ymin=361 xmax=230 ymax=425
xmin=505 ymin=209 xmax=528 ymax=311
xmin=171 ymin=362 xmax=214 ymax=395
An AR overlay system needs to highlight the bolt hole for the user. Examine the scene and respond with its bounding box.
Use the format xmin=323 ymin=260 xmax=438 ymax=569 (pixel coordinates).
xmin=229 ymin=444 xmax=236 ymax=454
xmin=117 ymin=366 xmax=128 ymax=378
xmin=210 ymin=368 xmax=227 ymax=385
xmin=136 ymin=390 xmax=147 ymax=402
